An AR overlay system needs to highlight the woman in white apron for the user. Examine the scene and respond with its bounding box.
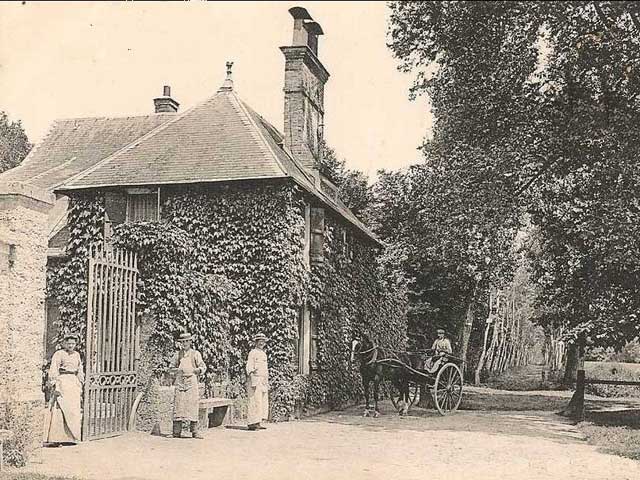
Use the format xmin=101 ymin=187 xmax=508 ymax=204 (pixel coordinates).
xmin=44 ymin=334 xmax=84 ymax=446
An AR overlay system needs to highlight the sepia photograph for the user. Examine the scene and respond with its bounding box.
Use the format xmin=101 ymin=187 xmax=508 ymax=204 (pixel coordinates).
xmin=1 ymin=1 xmax=639 ymax=479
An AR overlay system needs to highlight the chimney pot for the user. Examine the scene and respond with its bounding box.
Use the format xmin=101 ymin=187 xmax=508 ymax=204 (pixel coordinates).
xmin=281 ymin=7 xmax=329 ymax=170
xmin=154 ymin=85 xmax=179 ymax=113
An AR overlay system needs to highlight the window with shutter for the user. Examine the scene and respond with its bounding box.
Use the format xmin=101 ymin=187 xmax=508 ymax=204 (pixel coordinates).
xmin=126 ymin=188 xmax=159 ymax=222
xmin=303 ymin=204 xmax=311 ymax=268
xmin=309 ymin=308 xmax=319 ymax=371
xmin=310 ymin=207 xmax=324 ymax=264
xmin=294 ymin=305 xmax=317 ymax=375
xmin=293 ymin=308 xmax=303 ymax=373
xmin=104 ymin=191 xmax=128 ymax=225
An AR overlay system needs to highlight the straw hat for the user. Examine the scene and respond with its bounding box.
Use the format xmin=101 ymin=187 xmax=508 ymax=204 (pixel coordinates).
xmin=253 ymin=333 xmax=268 ymax=342
xmin=177 ymin=333 xmax=193 ymax=342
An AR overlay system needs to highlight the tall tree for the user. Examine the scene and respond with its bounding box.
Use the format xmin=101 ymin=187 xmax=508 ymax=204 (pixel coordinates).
xmin=526 ymin=2 xmax=640 ymax=354
xmin=387 ymin=1 xmax=640 ymax=378
xmin=386 ymin=2 xmax=535 ymax=368
xmin=0 ymin=111 xmax=31 ymax=173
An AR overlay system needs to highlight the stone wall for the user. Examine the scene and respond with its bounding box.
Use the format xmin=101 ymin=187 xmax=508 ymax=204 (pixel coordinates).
xmin=0 ymin=182 xmax=54 ymax=463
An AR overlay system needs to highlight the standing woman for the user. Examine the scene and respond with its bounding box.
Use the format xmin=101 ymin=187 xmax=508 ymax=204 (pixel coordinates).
xmin=44 ymin=334 xmax=84 ymax=446
xmin=246 ymin=333 xmax=269 ymax=431
xmin=170 ymin=332 xmax=206 ymax=439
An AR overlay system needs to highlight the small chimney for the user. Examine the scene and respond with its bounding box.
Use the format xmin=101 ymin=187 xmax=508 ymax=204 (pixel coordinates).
xmin=281 ymin=7 xmax=329 ymax=170
xmin=153 ymin=85 xmax=179 ymax=113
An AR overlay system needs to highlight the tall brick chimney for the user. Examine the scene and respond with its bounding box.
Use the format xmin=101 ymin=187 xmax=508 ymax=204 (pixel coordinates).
xmin=281 ymin=7 xmax=330 ymax=170
xmin=153 ymin=85 xmax=179 ymax=113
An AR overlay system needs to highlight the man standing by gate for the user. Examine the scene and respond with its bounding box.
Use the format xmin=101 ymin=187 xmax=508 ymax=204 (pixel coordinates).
xmin=170 ymin=333 xmax=206 ymax=439
xmin=246 ymin=333 xmax=269 ymax=431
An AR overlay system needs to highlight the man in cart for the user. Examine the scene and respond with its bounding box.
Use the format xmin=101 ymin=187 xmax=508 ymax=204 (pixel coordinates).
xmin=424 ymin=328 xmax=452 ymax=373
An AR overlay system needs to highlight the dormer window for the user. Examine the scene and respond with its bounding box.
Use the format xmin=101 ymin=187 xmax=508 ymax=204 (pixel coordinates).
xmin=126 ymin=187 xmax=159 ymax=222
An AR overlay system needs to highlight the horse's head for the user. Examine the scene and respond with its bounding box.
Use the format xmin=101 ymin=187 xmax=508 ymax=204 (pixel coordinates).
xmin=350 ymin=338 xmax=361 ymax=363
xmin=350 ymin=332 xmax=374 ymax=363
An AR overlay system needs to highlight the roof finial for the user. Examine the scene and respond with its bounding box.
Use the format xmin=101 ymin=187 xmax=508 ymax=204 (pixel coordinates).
xmin=219 ymin=60 xmax=234 ymax=92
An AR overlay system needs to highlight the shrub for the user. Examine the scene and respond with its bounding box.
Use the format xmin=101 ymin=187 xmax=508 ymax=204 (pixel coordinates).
xmin=0 ymin=402 xmax=32 ymax=467
xmin=585 ymin=361 xmax=640 ymax=397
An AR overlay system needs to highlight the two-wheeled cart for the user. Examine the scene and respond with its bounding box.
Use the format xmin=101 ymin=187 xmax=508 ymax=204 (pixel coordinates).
xmin=377 ymin=350 xmax=464 ymax=415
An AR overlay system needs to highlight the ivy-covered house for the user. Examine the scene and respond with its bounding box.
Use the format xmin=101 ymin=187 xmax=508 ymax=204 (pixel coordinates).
xmin=1 ymin=7 xmax=406 ymax=422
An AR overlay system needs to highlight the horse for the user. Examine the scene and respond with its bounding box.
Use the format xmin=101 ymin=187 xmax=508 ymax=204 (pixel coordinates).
xmin=350 ymin=333 xmax=418 ymax=417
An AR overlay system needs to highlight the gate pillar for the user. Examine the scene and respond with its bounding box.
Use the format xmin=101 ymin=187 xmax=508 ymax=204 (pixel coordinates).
xmin=0 ymin=182 xmax=55 ymax=463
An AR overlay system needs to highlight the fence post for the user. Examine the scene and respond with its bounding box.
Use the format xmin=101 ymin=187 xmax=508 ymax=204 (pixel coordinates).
xmin=575 ymin=369 xmax=585 ymax=421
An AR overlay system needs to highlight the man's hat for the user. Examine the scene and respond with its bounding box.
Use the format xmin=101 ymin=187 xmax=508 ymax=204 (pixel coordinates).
xmin=177 ymin=332 xmax=192 ymax=342
xmin=63 ymin=333 xmax=79 ymax=342
xmin=253 ymin=333 xmax=268 ymax=342
xmin=436 ymin=328 xmax=445 ymax=334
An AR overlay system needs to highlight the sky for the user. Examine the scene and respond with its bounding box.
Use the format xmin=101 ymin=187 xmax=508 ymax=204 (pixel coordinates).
xmin=0 ymin=1 xmax=432 ymax=177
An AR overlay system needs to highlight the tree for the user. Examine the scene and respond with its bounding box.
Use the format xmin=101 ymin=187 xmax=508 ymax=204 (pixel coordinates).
xmin=526 ymin=2 xmax=640 ymax=353
xmin=319 ymin=141 xmax=373 ymax=219
xmin=370 ymin=148 xmax=520 ymax=374
xmin=0 ymin=111 xmax=31 ymax=173
xmin=387 ymin=1 xmax=640 ymax=382
xmin=386 ymin=2 xmax=533 ymax=371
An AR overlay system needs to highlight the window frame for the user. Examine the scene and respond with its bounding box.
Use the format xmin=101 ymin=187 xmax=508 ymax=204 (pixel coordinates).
xmin=294 ymin=304 xmax=319 ymax=375
xmin=125 ymin=187 xmax=160 ymax=223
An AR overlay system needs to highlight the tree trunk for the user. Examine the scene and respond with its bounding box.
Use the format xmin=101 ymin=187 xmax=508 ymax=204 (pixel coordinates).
xmin=560 ymin=337 xmax=586 ymax=419
xmin=495 ymin=313 xmax=508 ymax=373
xmin=486 ymin=312 xmax=500 ymax=371
xmin=563 ymin=342 xmax=579 ymax=386
xmin=474 ymin=292 xmax=493 ymax=385
xmin=460 ymin=301 xmax=475 ymax=378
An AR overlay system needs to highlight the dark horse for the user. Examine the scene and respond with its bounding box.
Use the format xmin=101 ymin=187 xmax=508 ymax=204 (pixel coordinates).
xmin=351 ymin=333 xmax=420 ymax=417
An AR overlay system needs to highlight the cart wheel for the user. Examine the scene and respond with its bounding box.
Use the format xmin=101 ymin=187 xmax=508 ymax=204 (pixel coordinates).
xmin=432 ymin=363 xmax=463 ymax=415
xmin=387 ymin=382 xmax=420 ymax=411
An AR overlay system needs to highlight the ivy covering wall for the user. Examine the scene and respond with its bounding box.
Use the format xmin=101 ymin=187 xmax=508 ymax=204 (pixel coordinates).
xmin=47 ymin=181 xmax=407 ymax=420
xmin=47 ymin=193 xmax=106 ymax=350
xmin=301 ymin=215 xmax=408 ymax=410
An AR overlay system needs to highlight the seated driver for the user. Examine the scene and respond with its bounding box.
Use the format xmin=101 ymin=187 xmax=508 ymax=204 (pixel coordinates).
xmin=424 ymin=328 xmax=452 ymax=373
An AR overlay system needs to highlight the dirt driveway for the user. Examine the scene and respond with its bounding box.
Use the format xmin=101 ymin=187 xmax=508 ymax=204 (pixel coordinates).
xmin=20 ymin=401 xmax=640 ymax=480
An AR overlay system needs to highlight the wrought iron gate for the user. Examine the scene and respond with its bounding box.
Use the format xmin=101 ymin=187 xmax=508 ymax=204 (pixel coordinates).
xmin=82 ymin=245 xmax=139 ymax=441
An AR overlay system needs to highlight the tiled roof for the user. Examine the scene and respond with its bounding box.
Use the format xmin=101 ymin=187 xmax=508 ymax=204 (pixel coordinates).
xmin=61 ymin=91 xmax=287 ymax=188
xmin=57 ymin=89 xmax=379 ymax=244
xmin=0 ymin=114 xmax=175 ymax=191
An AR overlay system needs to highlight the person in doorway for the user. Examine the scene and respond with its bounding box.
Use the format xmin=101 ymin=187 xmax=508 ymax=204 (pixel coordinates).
xmin=44 ymin=334 xmax=84 ymax=446
xmin=170 ymin=332 xmax=207 ymax=439
xmin=425 ymin=328 xmax=453 ymax=373
xmin=246 ymin=333 xmax=269 ymax=431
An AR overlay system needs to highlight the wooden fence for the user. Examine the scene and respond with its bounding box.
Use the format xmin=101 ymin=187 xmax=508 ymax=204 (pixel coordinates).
xmin=562 ymin=369 xmax=640 ymax=420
